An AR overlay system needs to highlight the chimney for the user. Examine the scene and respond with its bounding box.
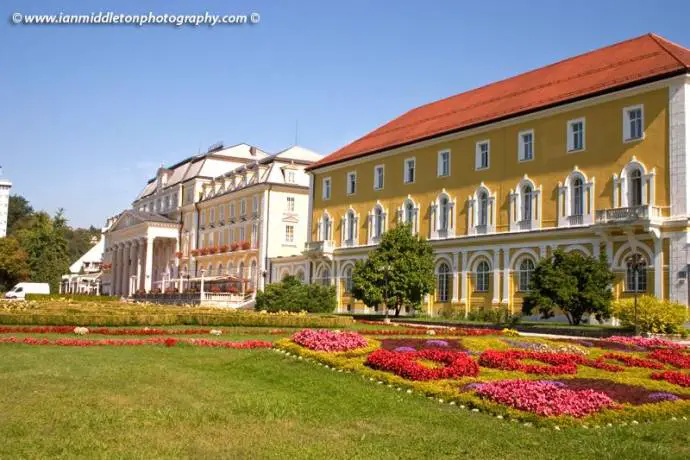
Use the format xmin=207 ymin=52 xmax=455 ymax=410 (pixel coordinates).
xmin=249 ymin=146 xmax=257 ymax=156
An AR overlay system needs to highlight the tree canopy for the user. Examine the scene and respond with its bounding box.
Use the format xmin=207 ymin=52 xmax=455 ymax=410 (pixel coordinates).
xmin=351 ymin=224 xmax=435 ymax=317
xmin=0 ymin=237 xmax=30 ymax=291
xmin=522 ymin=249 xmax=614 ymax=325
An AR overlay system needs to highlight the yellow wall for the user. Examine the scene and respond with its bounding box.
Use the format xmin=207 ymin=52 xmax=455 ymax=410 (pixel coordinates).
xmin=310 ymin=88 xmax=669 ymax=243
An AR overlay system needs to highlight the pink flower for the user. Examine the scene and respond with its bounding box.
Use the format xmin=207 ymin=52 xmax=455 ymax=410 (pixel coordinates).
xmin=292 ymin=329 xmax=368 ymax=352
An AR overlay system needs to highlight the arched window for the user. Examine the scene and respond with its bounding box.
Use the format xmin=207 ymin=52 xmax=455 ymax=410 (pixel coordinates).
xmin=475 ymin=260 xmax=490 ymax=292
xmin=405 ymin=200 xmax=415 ymax=226
xmin=572 ymin=177 xmax=584 ymax=216
xmin=250 ymin=260 xmax=257 ymax=287
xmin=207 ymin=264 xmax=214 ymax=276
xmin=626 ymin=259 xmax=647 ymax=292
xmin=227 ymin=262 xmax=234 ymax=276
xmin=374 ymin=206 xmax=384 ymax=239
xmin=436 ymin=262 xmax=452 ymax=302
xmin=321 ymin=214 xmax=332 ymax=240
xmin=317 ymin=266 xmax=331 ymax=286
xmin=629 ymin=169 xmax=643 ymax=206
xmin=295 ymin=269 xmax=305 ymax=282
xmin=521 ymin=185 xmax=533 ymax=221
xmin=439 ymin=196 xmax=450 ymax=231
xmin=217 ymin=263 xmax=224 ymax=276
xmin=478 ymin=191 xmax=488 ymax=227
xmin=347 ymin=210 xmax=356 ymax=242
xmin=239 ymin=262 xmax=245 ymax=279
xmin=342 ymin=266 xmax=353 ymax=293
xmin=517 ymin=259 xmax=535 ymax=292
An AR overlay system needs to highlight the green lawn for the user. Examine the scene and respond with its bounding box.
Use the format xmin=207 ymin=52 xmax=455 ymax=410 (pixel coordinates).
xmin=1 ymin=344 xmax=689 ymax=459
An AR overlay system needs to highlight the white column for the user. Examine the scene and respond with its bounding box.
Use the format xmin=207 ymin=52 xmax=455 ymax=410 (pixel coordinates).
xmin=451 ymin=251 xmax=459 ymax=303
xmin=492 ymin=249 xmax=500 ymax=304
xmin=144 ymin=237 xmax=154 ymax=292
xmin=460 ymin=251 xmax=468 ymax=305
xmin=606 ymin=241 xmax=614 ymax=265
xmin=502 ymin=248 xmax=510 ymax=305
xmin=128 ymin=242 xmax=137 ymax=297
xmin=137 ymin=239 xmax=144 ymax=293
xmin=654 ymin=236 xmax=663 ymax=298
xmin=111 ymin=247 xmax=119 ymax=296
xmin=118 ymin=244 xmax=126 ymax=296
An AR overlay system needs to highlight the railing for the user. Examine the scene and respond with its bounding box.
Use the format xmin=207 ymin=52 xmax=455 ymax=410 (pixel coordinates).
xmin=304 ymin=240 xmax=335 ymax=254
xmin=595 ymin=205 xmax=648 ymax=223
xmin=475 ymin=225 xmax=488 ymax=235
xmin=568 ymin=214 xmax=584 ymax=226
xmin=517 ymin=220 xmax=532 ymax=231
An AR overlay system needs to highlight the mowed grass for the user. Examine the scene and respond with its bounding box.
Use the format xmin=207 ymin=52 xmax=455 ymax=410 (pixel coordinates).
xmin=0 ymin=345 xmax=689 ymax=460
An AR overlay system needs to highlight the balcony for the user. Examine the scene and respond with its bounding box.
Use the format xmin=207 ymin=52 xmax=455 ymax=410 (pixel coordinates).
xmin=595 ymin=205 xmax=658 ymax=224
xmin=517 ymin=220 xmax=532 ymax=231
xmin=475 ymin=225 xmax=488 ymax=235
xmin=568 ymin=214 xmax=584 ymax=226
xmin=304 ymin=240 xmax=335 ymax=259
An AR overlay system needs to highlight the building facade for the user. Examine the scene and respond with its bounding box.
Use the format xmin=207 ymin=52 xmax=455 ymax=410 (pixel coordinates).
xmin=281 ymin=34 xmax=690 ymax=316
xmin=103 ymin=143 xmax=319 ymax=303
xmin=0 ymin=170 xmax=11 ymax=238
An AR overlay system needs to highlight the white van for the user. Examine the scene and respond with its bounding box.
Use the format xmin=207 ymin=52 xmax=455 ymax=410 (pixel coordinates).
xmin=4 ymin=283 xmax=50 ymax=300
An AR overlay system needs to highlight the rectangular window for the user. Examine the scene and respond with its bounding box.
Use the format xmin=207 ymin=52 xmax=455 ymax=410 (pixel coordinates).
xmin=285 ymin=225 xmax=295 ymax=243
xmin=374 ymin=165 xmax=384 ymax=190
xmin=200 ymin=210 xmax=206 ymax=226
xmin=240 ymin=199 xmax=246 ymax=216
xmin=347 ymin=171 xmax=357 ymax=195
xmin=437 ymin=150 xmax=450 ymax=177
xmin=229 ymin=203 xmax=235 ymax=218
xmin=567 ymin=118 xmax=585 ymax=152
xmin=475 ymin=141 xmax=490 ymax=170
xmin=322 ymin=177 xmax=331 ymax=200
xmin=252 ymin=196 xmax=259 ymax=213
xmin=286 ymin=196 xmax=295 ymax=212
xmin=219 ymin=206 xmax=225 ymax=222
xmin=286 ymin=171 xmax=296 ymax=183
xmin=239 ymin=226 xmax=245 ymax=241
xmin=623 ymin=105 xmax=644 ymax=141
xmin=404 ymin=158 xmax=416 ymax=184
xmin=210 ymin=208 xmax=215 ymax=224
xmin=518 ymin=130 xmax=534 ymax=161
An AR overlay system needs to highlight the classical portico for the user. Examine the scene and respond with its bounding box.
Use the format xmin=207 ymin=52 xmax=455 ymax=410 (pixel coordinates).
xmin=104 ymin=211 xmax=180 ymax=296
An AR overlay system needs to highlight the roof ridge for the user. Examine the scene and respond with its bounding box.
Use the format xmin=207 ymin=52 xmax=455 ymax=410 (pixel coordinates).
xmin=648 ymin=33 xmax=690 ymax=69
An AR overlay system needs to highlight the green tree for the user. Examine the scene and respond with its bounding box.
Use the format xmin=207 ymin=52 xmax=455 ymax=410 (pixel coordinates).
xmin=255 ymin=276 xmax=335 ymax=313
xmin=13 ymin=212 xmax=71 ymax=293
xmin=522 ymin=249 xmax=614 ymax=325
xmin=7 ymin=194 xmax=33 ymax=235
xmin=351 ymin=223 xmax=435 ymax=317
xmin=0 ymin=237 xmax=30 ymax=291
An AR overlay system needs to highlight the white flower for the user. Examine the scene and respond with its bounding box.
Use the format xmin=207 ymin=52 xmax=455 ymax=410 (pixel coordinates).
xmin=210 ymin=329 xmax=222 ymax=336
xmin=426 ymin=329 xmax=436 ymax=336
xmin=73 ymin=327 xmax=89 ymax=335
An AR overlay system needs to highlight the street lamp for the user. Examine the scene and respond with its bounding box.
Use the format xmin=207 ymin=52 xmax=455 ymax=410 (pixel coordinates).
xmin=626 ymin=252 xmax=644 ymax=336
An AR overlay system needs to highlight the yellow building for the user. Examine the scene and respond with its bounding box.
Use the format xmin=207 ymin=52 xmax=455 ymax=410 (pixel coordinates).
xmin=286 ymin=34 xmax=690 ymax=317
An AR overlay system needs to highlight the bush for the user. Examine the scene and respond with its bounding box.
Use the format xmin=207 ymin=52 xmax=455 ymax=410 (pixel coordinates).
xmin=612 ymin=296 xmax=688 ymax=334
xmin=467 ymin=306 xmax=521 ymax=326
xmin=255 ymin=277 xmax=336 ymax=313
xmin=26 ymin=294 xmax=120 ymax=302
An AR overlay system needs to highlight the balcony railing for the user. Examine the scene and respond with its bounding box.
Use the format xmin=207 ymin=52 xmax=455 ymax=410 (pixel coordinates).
xmin=517 ymin=220 xmax=532 ymax=231
xmin=475 ymin=225 xmax=488 ymax=235
xmin=304 ymin=240 xmax=335 ymax=255
xmin=595 ymin=205 xmax=649 ymax=224
xmin=568 ymin=214 xmax=584 ymax=226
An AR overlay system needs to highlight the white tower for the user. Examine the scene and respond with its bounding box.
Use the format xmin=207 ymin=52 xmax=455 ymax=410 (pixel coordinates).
xmin=0 ymin=167 xmax=12 ymax=238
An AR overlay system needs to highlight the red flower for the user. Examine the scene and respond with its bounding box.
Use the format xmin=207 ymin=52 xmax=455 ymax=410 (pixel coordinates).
xmin=366 ymin=349 xmax=479 ymax=381
xmin=164 ymin=338 xmax=177 ymax=347
xmin=602 ymin=353 xmax=665 ymax=369
xmin=478 ymin=350 xmax=623 ymax=375
xmin=230 ymin=242 xmax=239 ymax=251
xmin=649 ymin=349 xmax=690 ymax=369
xmin=651 ymin=370 xmax=690 ymax=387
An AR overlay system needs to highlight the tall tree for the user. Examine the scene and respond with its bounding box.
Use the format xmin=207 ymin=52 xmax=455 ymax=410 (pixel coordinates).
xmin=522 ymin=249 xmax=615 ymax=325
xmin=7 ymin=194 xmax=33 ymax=235
xmin=13 ymin=212 xmax=71 ymax=293
xmin=0 ymin=237 xmax=30 ymax=291
xmin=351 ymin=223 xmax=435 ymax=317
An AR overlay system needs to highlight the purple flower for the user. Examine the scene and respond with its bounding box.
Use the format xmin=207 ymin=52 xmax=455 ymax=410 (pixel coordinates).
xmin=537 ymin=380 xmax=566 ymax=388
xmin=425 ymin=339 xmax=449 ymax=348
xmin=465 ymin=382 xmax=485 ymax=391
xmin=648 ymin=392 xmax=680 ymax=402
xmin=393 ymin=346 xmax=417 ymax=353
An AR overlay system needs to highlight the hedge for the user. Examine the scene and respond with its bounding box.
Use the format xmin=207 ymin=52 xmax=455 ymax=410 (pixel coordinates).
xmin=26 ymin=294 xmax=121 ymax=302
xmin=0 ymin=312 xmax=353 ymax=328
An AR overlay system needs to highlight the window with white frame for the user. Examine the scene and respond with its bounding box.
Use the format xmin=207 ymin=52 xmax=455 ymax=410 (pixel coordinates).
xmin=322 ymin=177 xmax=331 ymax=200
xmin=251 ymin=223 xmax=258 ymax=247
xmin=623 ymin=105 xmax=643 ymax=142
xmin=567 ymin=118 xmax=585 ymax=152
xmin=517 ymin=258 xmax=535 ymax=292
xmin=373 ymin=206 xmax=384 ymax=240
xmin=475 ymin=260 xmax=490 ymax=292
xmin=404 ymin=158 xmax=415 ymax=184
xmin=437 ymin=150 xmax=450 ymax=177
xmin=436 ymin=262 xmax=452 ymax=302
xmin=210 ymin=207 xmax=215 ymax=224
xmin=626 ymin=259 xmax=647 ymax=292
xmin=521 ymin=184 xmax=533 ymax=222
xmin=478 ymin=191 xmax=489 ymax=227
xmin=439 ymin=195 xmax=451 ymax=231
xmin=240 ymin=199 xmax=246 ymax=216
xmin=404 ymin=200 xmax=415 ymax=226
xmin=345 ymin=209 xmax=356 ymax=243
xmin=518 ymin=130 xmax=534 ymax=161
xmin=239 ymin=226 xmax=245 ymax=241
xmin=475 ymin=141 xmax=490 ymax=170
xmin=320 ymin=214 xmax=332 ymax=241
xmin=252 ymin=196 xmax=259 ymax=214
xmin=219 ymin=206 xmax=225 ymax=223
xmin=342 ymin=266 xmax=353 ymax=293
xmin=572 ymin=178 xmax=584 ymax=216
xmin=374 ymin=165 xmax=384 ymax=190
xmin=229 ymin=203 xmax=235 ymax=218
xmin=285 ymin=224 xmax=295 ymax=243
xmin=200 ymin=210 xmax=206 ymax=226
xmin=629 ymin=169 xmax=643 ymax=206
xmin=286 ymin=171 xmax=296 ymax=183
xmin=347 ymin=171 xmax=357 ymax=195
xmin=286 ymin=196 xmax=295 ymax=212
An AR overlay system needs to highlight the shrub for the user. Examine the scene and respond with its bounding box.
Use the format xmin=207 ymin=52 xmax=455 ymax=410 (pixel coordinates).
xmin=467 ymin=306 xmax=521 ymax=326
xmin=255 ymin=276 xmax=336 ymax=313
xmin=612 ymin=296 xmax=688 ymax=334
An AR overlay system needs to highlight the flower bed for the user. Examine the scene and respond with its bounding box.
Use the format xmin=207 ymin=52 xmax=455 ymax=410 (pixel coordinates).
xmin=366 ymin=349 xmax=479 ymax=381
xmin=472 ymin=380 xmax=618 ymax=417
xmin=364 ymin=328 xmax=502 ymax=337
xmin=503 ymin=339 xmax=588 ymax=356
xmin=0 ymin=336 xmax=272 ymax=349
xmin=0 ymin=325 xmax=288 ymax=336
xmin=380 ymin=338 xmax=466 ymax=352
xmin=292 ymin=329 xmax=368 ymax=352
xmin=478 ymin=350 xmax=623 ymax=375
xmin=605 ymin=336 xmax=686 ymax=350
xmin=649 ymin=349 xmax=690 ymax=369
xmin=651 ymin=370 xmax=690 ymax=388
xmin=601 ymin=353 xmax=665 ymax=370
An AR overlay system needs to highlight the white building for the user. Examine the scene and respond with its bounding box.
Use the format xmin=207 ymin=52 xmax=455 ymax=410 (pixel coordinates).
xmin=103 ymin=143 xmax=320 ymax=305
xmin=59 ymin=219 xmax=116 ymax=295
xmin=0 ymin=168 xmax=11 ymax=238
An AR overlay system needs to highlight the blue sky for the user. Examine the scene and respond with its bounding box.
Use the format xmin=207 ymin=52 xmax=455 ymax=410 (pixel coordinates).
xmin=1 ymin=0 xmax=689 ymax=228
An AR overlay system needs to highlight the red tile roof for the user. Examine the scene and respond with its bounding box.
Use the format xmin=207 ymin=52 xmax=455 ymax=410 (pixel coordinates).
xmin=309 ymin=33 xmax=690 ymax=171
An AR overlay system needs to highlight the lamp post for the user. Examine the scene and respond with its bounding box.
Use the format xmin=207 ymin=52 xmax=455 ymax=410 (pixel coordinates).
xmin=200 ymin=269 xmax=206 ymax=298
xmin=626 ymin=252 xmax=644 ymax=336
xmin=380 ymin=263 xmax=392 ymax=323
